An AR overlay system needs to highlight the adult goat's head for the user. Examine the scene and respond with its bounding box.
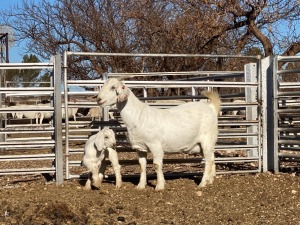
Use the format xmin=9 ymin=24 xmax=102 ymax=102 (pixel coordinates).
xmin=96 ymin=78 xmax=130 ymax=107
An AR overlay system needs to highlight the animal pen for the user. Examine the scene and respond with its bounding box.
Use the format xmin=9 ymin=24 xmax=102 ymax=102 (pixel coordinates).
xmin=63 ymin=52 xmax=262 ymax=181
xmin=0 ymin=52 xmax=299 ymax=185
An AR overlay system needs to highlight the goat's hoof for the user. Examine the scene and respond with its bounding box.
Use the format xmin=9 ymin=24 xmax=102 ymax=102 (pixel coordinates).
xmin=155 ymin=186 xmax=165 ymax=191
xmin=155 ymin=182 xmax=165 ymax=191
xmin=115 ymin=182 xmax=122 ymax=189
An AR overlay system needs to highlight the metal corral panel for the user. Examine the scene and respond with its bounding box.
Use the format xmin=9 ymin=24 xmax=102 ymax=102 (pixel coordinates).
xmin=269 ymin=56 xmax=300 ymax=172
xmin=63 ymin=52 xmax=262 ymax=180
xmin=0 ymin=55 xmax=63 ymax=185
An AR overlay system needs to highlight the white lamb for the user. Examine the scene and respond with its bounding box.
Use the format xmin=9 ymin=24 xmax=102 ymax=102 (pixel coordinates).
xmin=96 ymin=78 xmax=220 ymax=191
xmin=82 ymin=127 xmax=122 ymax=190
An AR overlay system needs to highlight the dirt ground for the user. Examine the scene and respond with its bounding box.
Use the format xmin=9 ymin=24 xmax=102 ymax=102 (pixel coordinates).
xmin=0 ymin=172 xmax=300 ymax=225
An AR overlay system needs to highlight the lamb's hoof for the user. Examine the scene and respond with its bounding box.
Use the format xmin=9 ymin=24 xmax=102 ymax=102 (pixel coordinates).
xmin=136 ymin=183 xmax=146 ymax=190
xmin=82 ymin=186 xmax=91 ymax=191
xmin=198 ymin=181 xmax=207 ymax=188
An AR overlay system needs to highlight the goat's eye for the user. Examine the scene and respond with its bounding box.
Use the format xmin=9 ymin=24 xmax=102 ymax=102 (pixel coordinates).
xmin=104 ymin=136 xmax=109 ymax=139
xmin=111 ymin=86 xmax=115 ymax=91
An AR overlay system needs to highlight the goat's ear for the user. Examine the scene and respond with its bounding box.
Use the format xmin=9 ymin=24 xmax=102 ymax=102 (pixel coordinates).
xmin=116 ymin=82 xmax=129 ymax=102
xmin=94 ymin=131 xmax=105 ymax=151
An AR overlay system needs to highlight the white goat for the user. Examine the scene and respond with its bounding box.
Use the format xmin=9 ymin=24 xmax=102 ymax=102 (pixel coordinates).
xmin=96 ymin=78 xmax=220 ymax=190
xmin=87 ymin=107 xmax=103 ymax=120
xmin=230 ymin=99 xmax=245 ymax=116
xmin=87 ymin=105 xmax=116 ymax=120
xmin=82 ymin=127 xmax=122 ymax=190
xmin=37 ymin=103 xmax=78 ymax=124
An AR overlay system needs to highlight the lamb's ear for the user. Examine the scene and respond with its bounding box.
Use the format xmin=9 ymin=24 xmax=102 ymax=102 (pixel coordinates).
xmin=116 ymin=81 xmax=130 ymax=102
xmin=94 ymin=131 xmax=105 ymax=151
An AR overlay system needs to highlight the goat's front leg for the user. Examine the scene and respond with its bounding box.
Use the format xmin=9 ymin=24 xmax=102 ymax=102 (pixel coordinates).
xmin=136 ymin=150 xmax=147 ymax=190
xmin=152 ymin=150 xmax=165 ymax=191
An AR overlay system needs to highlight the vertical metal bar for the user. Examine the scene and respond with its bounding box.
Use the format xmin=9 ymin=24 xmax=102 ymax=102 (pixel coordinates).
xmin=5 ymin=33 xmax=9 ymax=63
xmin=272 ymin=56 xmax=279 ymax=173
xmin=54 ymin=54 xmax=63 ymax=185
xmin=143 ymin=87 xmax=148 ymax=101
xmin=63 ymin=51 xmax=70 ymax=179
xmin=191 ymin=86 xmax=196 ymax=102
xmin=102 ymin=73 xmax=109 ymax=123
xmin=256 ymin=56 xmax=262 ymax=172
xmin=261 ymin=57 xmax=268 ymax=172
xmin=263 ymin=56 xmax=277 ymax=172
xmin=245 ymin=63 xmax=258 ymax=157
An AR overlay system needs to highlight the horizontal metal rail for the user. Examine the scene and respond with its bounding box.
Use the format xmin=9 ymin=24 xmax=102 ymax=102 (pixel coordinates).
xmin=69 ymin=156 xmax=259 ymax=167
xmin=0 ymin=63 xmax=53 ymax=69
xmin=66 ymin=51 xmax=260 ymax=59
xmin=0 ymin=167 xmax=55 ymax=175
xmin=67 ymin=79 xmax=258 ymax=88
xmin=0 ymin=154 xmax=55 ymax=161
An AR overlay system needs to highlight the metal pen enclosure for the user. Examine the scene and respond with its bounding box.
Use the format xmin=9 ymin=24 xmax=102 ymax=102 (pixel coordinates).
xmin=63 ymin=52 xmax=262 ymax=180
xmin=264 ymin=55 xmax=300 ymax=172
xmin=4 ymin=52 xmax=300 ymax=184
xmin=0 ymin=55 xmax=63 ymax=185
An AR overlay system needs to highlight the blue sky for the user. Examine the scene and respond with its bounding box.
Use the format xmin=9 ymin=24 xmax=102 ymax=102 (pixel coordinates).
xmin=1 ymin=0 xmax=56 ymax=63
xmin=1 ymin=0 xmax=27 ymax=63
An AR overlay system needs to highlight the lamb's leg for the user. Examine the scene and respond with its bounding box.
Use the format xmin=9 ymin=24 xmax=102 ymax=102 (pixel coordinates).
xmin=83 ymin=172 xmax=92 ymax=190
xmin=91 ymin=164 xmax=102 ymax=188
xmin=152 ymin=150 xmax=165 ymax=191
xmin=98 ymin=160 xmax=107 ymax=187
xmin=107 ymin=147 xmax=122 ymax=188
xmin=137 ymin=150 xmax=147 ymax=190
xmin=199 ymin=141 xmax=216 ymax=188
xmin=40 ymin=113 xmax=44 ymax=125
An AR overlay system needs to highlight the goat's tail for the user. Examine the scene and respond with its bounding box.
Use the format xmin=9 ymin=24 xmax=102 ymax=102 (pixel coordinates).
xmin=201 ymin=90 xmax=221 ymax=115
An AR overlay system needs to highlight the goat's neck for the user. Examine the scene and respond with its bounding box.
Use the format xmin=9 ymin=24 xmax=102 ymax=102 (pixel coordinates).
xmin=116 ymin=90 xmax=146 ymax=126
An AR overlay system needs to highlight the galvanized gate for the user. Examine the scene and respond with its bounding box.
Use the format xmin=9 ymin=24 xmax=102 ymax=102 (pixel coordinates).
xmin=63 ymin=52 xmax=262 ymax=180
xmin=0 ymin=55 xmax=63 ymax=184
xmin=263 ymin=55 xmax=300 ymax=172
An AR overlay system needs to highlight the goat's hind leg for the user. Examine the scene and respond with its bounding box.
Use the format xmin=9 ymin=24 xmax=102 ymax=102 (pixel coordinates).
xmin=199 ymin=142 xmax=216 ymax=188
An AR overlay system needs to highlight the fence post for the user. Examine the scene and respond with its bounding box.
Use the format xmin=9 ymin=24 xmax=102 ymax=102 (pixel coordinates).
xmin=53 ymin=54 xmax=63 ymax=185
xmin=261 ymin=56 xmax=278 ymax=172
xmin=102 ymin=73 xmax=109 ymax=124
xmin=245 ymin=63 xmax=258 ymax=157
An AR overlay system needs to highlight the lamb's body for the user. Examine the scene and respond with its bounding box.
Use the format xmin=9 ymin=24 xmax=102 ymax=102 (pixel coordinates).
xmin=82 ymin=128 xmax=122 ymax=190
xmin=96 ymin=78 xmax=220 ymax=190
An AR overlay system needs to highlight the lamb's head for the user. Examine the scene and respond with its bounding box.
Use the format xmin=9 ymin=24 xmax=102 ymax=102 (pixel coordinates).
xmin=96 ymin=78 xmax=130 ymax=108
xmin=95 ymin=127 xmax=116 ymax=151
